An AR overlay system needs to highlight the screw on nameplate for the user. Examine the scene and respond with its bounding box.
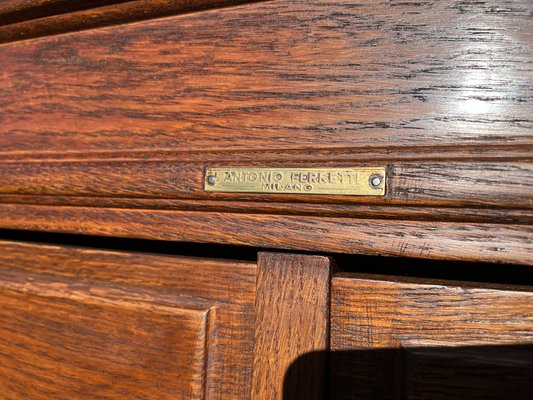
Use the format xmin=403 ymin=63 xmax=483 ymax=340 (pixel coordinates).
xmin=204 ymin=167 xmax=386 ymax=196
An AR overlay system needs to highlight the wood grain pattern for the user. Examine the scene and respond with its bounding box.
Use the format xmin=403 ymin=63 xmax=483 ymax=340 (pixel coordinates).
xmin=0 ymin=204 xmax=530 ymax=264
xmin=0 ymin=240 xmax=257 ymax=399
xmin=0 ymin=159 xmax=531 ymax=209
xmin=330 ymin=274 xmax=533 ymax=399
xmin=0 ymin=0 xmax=530 ymax=153
xmin=252 ymin=252 xmax=332 ymax=400
xmin=2 ymin=195 xmax=531 ymax=223
xmin=0 ymin=0 xmax=129 ymax=25
xmin=0 ymin=0 xmax=254 ymax=44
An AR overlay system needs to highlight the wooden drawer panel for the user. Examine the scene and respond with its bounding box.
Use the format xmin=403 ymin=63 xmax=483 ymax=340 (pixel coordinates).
xmin=331 ymin=274 xmax=533 ymax=399
xmin=0 ymin=240 xmax=257 ymax=399
xmin=0 ymin=242 xmax=334 ymax=399
xmin=1 ymin=289 xmax=208 ymax=398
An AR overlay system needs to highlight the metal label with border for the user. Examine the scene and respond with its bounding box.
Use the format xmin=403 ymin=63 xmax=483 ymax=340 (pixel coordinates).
xmin=204 ymin=167 xmax=386 ymax=196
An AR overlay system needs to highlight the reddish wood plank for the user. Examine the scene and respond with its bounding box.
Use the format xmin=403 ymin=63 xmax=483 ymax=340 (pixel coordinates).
xmin=0 ymin=240 xmax=257 ymax=399
xmin=0 ymin=0 xmax=530 ymax=153
xmin=331 ymin=274 xmax=533 ymax=399
xmin=1 ymin=195 xmax=531 ymax=223
xmin=0 ymin=160 xmax=531 ymax=209
xmin=0 ymin=204 xmax=530 ymax=264
xmin=252 ymin=252 xmax=332 ymax=400
xmin=0 ymin=0 xmax=253 ymax=43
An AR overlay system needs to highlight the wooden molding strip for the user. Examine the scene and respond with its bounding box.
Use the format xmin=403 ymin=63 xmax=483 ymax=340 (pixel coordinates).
xmin=0 ymin=0 xmax=259 ymax=44
xmin=0 ymin=160 xmax=530 ymax=209
xmin=0 ymin=204 xmax=530 ymax=265
xmin=0 ymin=145 xmax=531 ymax=162
xmin=1 ymin=195 xmax=531 ymax=224
xmin=0 ymin=0 xmax=131 ymax=26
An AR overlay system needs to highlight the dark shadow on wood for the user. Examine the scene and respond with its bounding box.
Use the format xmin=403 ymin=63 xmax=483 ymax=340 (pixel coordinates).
xmin=284 ymin=345 xmax=533 ymax=400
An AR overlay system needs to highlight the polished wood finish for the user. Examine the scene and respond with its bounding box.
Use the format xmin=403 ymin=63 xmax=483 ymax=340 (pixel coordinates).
xmin=252 ymin=253 xmax=332 ymax=400
xmin=0 ymin=204 xmax=530 ymax=265
xmin=0 ymin=0 xmax=531 ymax=396
xmin=0 ymin=159 xmax=531 ymax=209
xmin=0 ymin=240 xmax=257 ymax=399
xmin=331 ymin=274 xmax=533 ymax=399
xmin=0 ymin=0 xmax=530 ymax=153
xmin=0 ymin=0 xmax=128 ymax=25
xmin=0 ymin=0 xmax=252 ymax=44
xmin=1 ymin=195 xmax=532 ymax=224
xmin=0 ymin=0 xmax=531 ymax=265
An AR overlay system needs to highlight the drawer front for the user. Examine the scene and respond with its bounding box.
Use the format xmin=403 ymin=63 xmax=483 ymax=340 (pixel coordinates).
xmin=0 ymin=242 xmax=333 ymax=399
xmin=331 ymin=274 xmax=533 ymax=399
xmin=0 ymin=240 xmax=257 ymax=399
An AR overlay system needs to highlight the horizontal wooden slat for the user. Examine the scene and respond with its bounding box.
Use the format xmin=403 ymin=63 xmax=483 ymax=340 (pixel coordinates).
xmin=0 ymin=0 xmax=530 ymax=152
xmin=0 ymin=0 xmax=252 ymax=43
xmin=0 ymin=1 xmax=128 ymax=25
xmin=1 ymin=196 xmax=532 ymax=223
xmin=0 ymin=204 xmax=530 ymax=264
xmin=0 ymin=159 xmax=530 ymax=209
xmin=331 ymin=275 xmax=533 ymax=399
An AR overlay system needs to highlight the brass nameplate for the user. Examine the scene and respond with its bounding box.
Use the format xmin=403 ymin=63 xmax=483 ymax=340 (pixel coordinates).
xmin=204 ymin=167 xmax=386 ymax=196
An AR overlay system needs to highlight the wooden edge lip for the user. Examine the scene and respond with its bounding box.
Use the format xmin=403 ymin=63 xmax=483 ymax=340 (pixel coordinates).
xmin=0 ymin=144 xmax=531 ymax=161
xmin=0 ymin=237 xmax=256 ymax=266
xmin=0 ymin=0 xmax=265 ymax=45
xmin=332 ymin=272 xmax=533 ymax=293
xmin=0 ymin=205 xmax=530 ymax=265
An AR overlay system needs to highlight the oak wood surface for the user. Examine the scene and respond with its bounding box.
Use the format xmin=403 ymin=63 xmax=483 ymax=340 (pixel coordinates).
xmin=0 ymin=0 xmax=531 ymax=264
xmin=331 ymin=274 xmax=533 ymax=399
xmin=2 ymin=195 xmax=531 ymax=223
xmin=0 ymin=204 xmax=530 ymax=265
xmin=0 ymin=0 xmax=129 ymax=25
xmin=0 ymin=0 xmax=530 ymax=153
xmin=252 ymin=252 xmax=332 ymax=400
xmin=0 ymin=240 xmax=257 ymax=399
xmin=0 ymin=0 xmax=253 ymax=44
xmin=0 ymin=159 xmax=531 ymax=209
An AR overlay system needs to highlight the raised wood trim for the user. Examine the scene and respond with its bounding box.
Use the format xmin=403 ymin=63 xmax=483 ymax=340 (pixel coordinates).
xmin=1 ymin=196 xmax=531 ymax=224
xmin=0 ymin=204 xmax=530 ymax=264
xmin=0 ymin=1 xmax=129 ymax=26
xmin=0 ymin=159 xmax=531 ymax=210
xmin=252 ymin=252 xmax=332 ymax=400
xmin=0 ymin=0 xmax=255 ymax=44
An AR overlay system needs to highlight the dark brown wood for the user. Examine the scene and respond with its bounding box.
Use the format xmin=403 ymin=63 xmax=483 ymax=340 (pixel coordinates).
xmin=252 ymin=252 xmax=332 ymax=400
xmin=0 ymin=204 xmax=530 ymax=265
xmin=0 ymin=240 xmax=257 ymax=399
xmin=0 ymin=0 xmax=254 ymax=44
xmin=330 ymin=274 xmax=533 ymax=399
xmin=0 ymin=1 xmax=129 ymax=26
xmin=0 ymin=159 xmax=531 ymax=209
xmin=0 ymin=0 xmax=530 ymax=153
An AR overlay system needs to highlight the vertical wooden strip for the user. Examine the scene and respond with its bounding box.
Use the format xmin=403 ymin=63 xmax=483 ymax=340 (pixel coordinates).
xmin=252 ymin=252 xmax=332 ymax=400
